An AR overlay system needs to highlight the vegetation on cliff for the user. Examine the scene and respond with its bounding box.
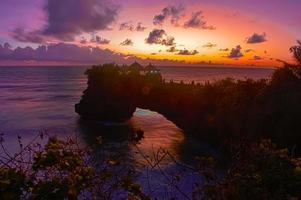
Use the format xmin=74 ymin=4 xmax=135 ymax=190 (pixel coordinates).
xmin=76 ymin=41 xmax=301 ymax=151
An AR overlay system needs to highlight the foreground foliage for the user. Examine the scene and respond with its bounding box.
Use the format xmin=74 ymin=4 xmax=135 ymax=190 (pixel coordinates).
xmin=1 ymin=134 xmax=301 ymax=199
xmin=0 ymin=133 xmax=150 ymax=200
xmin=196 ymin=140 xmax=301 ymax=200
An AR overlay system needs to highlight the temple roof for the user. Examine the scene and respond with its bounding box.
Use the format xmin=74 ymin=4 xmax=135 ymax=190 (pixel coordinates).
xmin=129 ymin=61 xmax=144 ymax=70
xmin=144 ymin=63 xmax=160 ymax=71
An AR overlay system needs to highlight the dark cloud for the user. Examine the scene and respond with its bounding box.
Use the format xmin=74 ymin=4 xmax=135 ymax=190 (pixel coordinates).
xmin=120 ymin=39 xmax=133 ymax=46
xmin=90 ymin=35 xmax=110 ymax=44
xmin=219 ymin=48 xmax=229 ymax=52
xmin=43 ymin=0 xmax=119 ymax=40
xmin=228 ymin=45 xmax=243 ymax=59
xmin=119 ymin=22 xmax=146 ymax=32
xmin=177 ymin=49 xmax=199 ymax=55
xmin=246 ymin=33 xmax=267 ymax=44
xmin=135 ymin=23 xmax=147 ymax=32
xmin=161 ymin=37 xmax=175 ymax=46
xmin=119 ymin=21 xmax=134 ymax=31
xmin=202 ymin=42 xmax=217 ymax=48
xmin=145 ymin=29 xmax=165 ymax=44
xmin=0 ymin=43 xmax=13 ymax=58
xmin=153 ymin=5 xmax=185 ymax=26
xmin=12 ymin=0 xmax=119 ymax=42
xmin=145 ymin=29 xmax=175 ymax=46
xmin=184 ymin=11 xmax=215 ymax=30
xmin=11 ymin=28 xmax=45 ymax=43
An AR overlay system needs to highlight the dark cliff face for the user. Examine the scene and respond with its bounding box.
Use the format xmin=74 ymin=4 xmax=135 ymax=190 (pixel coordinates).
xmin=75 ymin=63 xmax=163 ymax=122
xmin=76 ymin=63 xmax=301 ymax=150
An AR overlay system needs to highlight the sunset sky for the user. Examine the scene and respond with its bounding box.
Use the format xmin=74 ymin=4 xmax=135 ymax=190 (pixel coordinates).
xmin=0 ymin=0 xmax=300 ymax=67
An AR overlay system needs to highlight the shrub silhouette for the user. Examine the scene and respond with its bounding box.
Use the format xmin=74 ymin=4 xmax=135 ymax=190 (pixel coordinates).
xmin=1 ymin=135 xmax=301 ymax=199
xmin=196 ymin=140 xmax=301 ymax=200
xmin=0 ymin=134 xmax=150 ymax=200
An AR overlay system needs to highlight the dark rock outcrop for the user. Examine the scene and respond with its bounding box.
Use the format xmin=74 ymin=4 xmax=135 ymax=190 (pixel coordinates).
xmin=76 ymin=62 xmax=301 ymax=151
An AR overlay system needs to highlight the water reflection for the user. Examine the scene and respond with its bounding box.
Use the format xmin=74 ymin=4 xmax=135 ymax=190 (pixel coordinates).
xmin=77 ymin=108 xmax=185 ymax=167
xmin=77 ymin=108 xmax=206 ymax=198
xmin=130 ymin=108 xmax=185 ymax=167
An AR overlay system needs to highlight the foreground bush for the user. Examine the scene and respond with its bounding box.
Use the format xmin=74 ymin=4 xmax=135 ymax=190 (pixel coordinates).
xmin=195 ymin=140 xmax=301 ymax=200
xmin=1 ymin=134 xmax=301 ymax=199
xmin=0 ymin=133 xmax=149 ymax=200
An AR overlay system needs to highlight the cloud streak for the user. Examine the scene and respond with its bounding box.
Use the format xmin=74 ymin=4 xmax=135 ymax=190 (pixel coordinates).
xmin=202 ymin=42 xmax=217 ymax=48
xmin=0 ymin=42 xmax=123 ymax=62
xmin=184 ymin=11 xmax=215 ymax=30
xmin=246 ymin=33 xmax=267 ymax=44
xmin=120 ymin=39 xmax=133 ymax=46
xmin=250 ymin=55 xmax=263 ymax=60
xmin=219 ymin=48 xmax=229 ymax=51
xmin=0 ymin=42 xmax=197 ymax=66
xmin=177 ymin=49 xmax=199 ymax=55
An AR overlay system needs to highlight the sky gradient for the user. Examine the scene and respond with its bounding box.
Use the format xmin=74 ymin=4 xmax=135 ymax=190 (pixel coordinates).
xmin=0 ymin=0 xmax=300 ymax=67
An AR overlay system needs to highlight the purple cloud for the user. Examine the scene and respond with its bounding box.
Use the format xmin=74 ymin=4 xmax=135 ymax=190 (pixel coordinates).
xmin=0 ymin=42 xmax=123 ymax=62
xmin=153 ymin=5 xmax=185 ymax=26
xmin=0 ymin=42 xmax=202 ymax=66
xmin=228 ymin=45 xmax=243 ymax=59
xmin=12 ymin=0 xmax=119 ymax=42
xmin=0 ymin=43 xmax=13 ymax=58
xmin=11 ymin=28 xmax=45 ymax=43
xmin=246 ymin=33 xmax=267 ymax=44
xmin=119 ymin=22 xmax=146 ymax=32
xmin=177 ymin=49 xmax=199 ymax=55
xmin=90 ymin=35 xmax=110 ymax=44
xmin=184 ymin=11 xmax=215 ymax=30
xmin=135 ymin=22 xmax=147 ymax=32
xmin=145 ymin=29 xmax=175 ymax=46
xmin=120 ymin=39 xmax=133 ymax=46
xmin=119 ymin=21 xmax=134 ymax=31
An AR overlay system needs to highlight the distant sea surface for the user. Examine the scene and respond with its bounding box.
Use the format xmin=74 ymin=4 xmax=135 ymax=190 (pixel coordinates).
xmin=0 ymin=65 xmax=274 ymax=197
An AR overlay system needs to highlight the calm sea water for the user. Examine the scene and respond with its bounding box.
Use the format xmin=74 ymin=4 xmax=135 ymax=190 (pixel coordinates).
xmin=0 ymin=65 xmax=273 ymax=197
